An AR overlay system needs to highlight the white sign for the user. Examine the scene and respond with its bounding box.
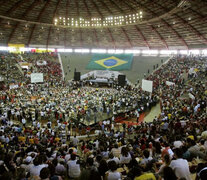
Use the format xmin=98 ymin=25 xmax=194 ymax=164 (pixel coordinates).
xmin=142 ymin=79 xmax=153 ymax=93
xmin=21 ymin=66 xmax=29 ymax=69
xmin=166 ymin=81 xmax=175 ymax=86
xmin=9 ymin=84 xmax=19 ymax=89
xmin=31 ymin=73 xmax=43 ymax=83
xmin=37 ymin=60 xmax=47 ymax=66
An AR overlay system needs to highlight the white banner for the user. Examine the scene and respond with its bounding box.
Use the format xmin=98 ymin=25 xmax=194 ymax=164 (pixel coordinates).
xmin=142 ymin=79 xmax=153 ymax=93
xmin=9 ymin=84 xmax=19 ymax=89
xmin=19 ymin=62 xmax=32 ymax=69
xmin=31 ymin=73 xmax=44 ymax=83
xmin=166 ymin=81 xmax=175 ymax=86
xmin=36 ymin=60 xmax=47 ymax=66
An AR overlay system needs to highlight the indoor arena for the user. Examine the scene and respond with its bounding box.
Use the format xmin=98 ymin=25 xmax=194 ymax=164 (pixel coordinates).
xmin=0 ymin=0 xmax=206 ymax=180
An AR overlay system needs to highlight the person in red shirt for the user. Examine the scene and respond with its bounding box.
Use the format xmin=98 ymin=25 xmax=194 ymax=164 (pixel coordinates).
xmin=161 ymin=142 xmax=171 ymax=158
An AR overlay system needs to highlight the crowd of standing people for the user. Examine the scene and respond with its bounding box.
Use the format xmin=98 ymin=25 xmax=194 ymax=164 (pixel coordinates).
xmin=0 ymin=53 xmax=206 ymax=180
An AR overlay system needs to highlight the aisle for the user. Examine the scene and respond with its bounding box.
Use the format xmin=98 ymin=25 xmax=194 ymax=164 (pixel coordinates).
xmin=144 ymin=103 xmax=161 ymax=123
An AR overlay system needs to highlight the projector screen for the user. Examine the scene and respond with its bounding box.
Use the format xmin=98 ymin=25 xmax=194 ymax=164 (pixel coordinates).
xmin=142 ymin=79 xmax=153 ymax=93
xmin=31 ymin=73 xmax=44 ymax=83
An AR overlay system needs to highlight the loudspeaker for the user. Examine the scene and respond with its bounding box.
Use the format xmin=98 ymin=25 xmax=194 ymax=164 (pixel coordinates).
xmin=74 ymin=72 xmax=81 ymax=81
xmin=118 ymin=75 xmax=126 ymax=87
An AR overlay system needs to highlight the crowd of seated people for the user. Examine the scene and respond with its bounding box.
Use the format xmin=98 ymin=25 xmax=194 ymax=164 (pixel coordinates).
xmin=20 ymin=52 xmax=62 ymax=83
xmin=0 ymin=55 xmax=206 ymax=180
xmin=0 ymin=52 xmax=62 ymax=88
xmin=0 ymin=72 xmax=158 ymax=128
xmin=0 ymin=53 xmax=24 ymax=86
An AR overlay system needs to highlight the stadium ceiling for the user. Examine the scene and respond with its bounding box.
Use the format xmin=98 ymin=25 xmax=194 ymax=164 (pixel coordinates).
xmin=0 ymin=0 xmax=206 ymax=49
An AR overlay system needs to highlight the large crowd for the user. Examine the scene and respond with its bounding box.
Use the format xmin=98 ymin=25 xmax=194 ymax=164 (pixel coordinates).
xmin=0 ymin=52 xmax=159 ymax=126
xmin=0 ymin=53 xmax=206 ymax=180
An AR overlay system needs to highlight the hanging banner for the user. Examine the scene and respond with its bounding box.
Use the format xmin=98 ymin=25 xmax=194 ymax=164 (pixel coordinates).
xmin=19 ymin=62 xmax=32 ymax=69
xmin=9 ymin=84 xmax=19 ymax=89
xmin=87 ymin=54 xmax=133 ymax=71
xmin=36 ymin=60 xmax=47 ymax=66
xmin=8 ymin=44 xmax=25 ymax=54
xmin=35 ymin=49 xmax=53 ymax=53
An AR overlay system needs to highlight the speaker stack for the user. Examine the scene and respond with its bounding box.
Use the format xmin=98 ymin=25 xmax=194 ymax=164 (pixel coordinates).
xmin=74 ymin=72 xmax=81 ymax=81
xmin=118 ymin=75 xmax=126 ymax=87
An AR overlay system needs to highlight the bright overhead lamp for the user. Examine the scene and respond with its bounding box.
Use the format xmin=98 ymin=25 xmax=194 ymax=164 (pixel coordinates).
xmin=107 ymin=49 xmax=116 ymax=53
xmin=142 ymin=50 xmax=158 ymax=55
xmin=179 ymin=50 xmax=188 ymax=55
xmin=189 ymin=50 xmax=200 ymax=55
xmin=74 ymin=49 xmax=90 ymax=53
xmin=125 ymin=50 xmax=140 ymax=54
xmin=0 ymin=46 xmax=9 ymax=51
xmin=91 ymin=49 xmax=106 ymax=53
xmin=202 ymin=49 xmax=207 ymax=55
xmin=115 ymin=49 xmax=124 ymax=54
xmin=160 ymin=50 xmax=177 ymax=55
xmin=57 ymin=49 xmax=73 ymax=52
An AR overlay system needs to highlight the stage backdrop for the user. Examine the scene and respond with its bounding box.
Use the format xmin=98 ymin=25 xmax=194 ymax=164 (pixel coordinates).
xmin=87 ymin=54 xmax=133 ymax=71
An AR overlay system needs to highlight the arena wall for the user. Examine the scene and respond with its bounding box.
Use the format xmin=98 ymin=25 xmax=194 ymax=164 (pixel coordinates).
xmin=60 ymin=53 xmax=169 ymax=83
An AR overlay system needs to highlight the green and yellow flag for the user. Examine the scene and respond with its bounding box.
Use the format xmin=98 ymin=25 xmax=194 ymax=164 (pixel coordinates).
xmin=87 ymin=53 xmax=133 ymax=71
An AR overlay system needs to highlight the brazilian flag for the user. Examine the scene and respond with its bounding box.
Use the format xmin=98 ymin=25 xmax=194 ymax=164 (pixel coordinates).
xmin=87 ymin=54 xmax=133 ymax=71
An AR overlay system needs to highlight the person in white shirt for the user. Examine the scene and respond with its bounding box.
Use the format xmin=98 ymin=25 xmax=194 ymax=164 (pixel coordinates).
xmin=173 ymin=136 xmax=183 ymax=148
xmin=37 ymin=122 xmax=40 ymax=129
xmin=72 ymin=135 xmax=79 ymax=147
xmin=40 ymin=111 xmax=45 ymax=120
xmin=194 ymin=104 xmax=200 ymax=114
xmin=11 ymin=109 xmax=15 ymax=120
xmin=65 ymin=149 xmax=73 ymax=162
xmin=170 ymin=148 xmax=191 ymax=180
xmin=135 ymin=110 xmax=139 ymax=123
xmin=140 ymin=149 xmax=153 ymax=166
xmin=32 ymin=121 xmax=36 ymax=127
xmin=107 ymin=153 xmax=120 ymax=165
xmin=4 ymin=135 xmax=9 ymax=144
xmin=29 ymin=157 xmax=48 ymax=177
xmin=16 ymin=111 xmax=20 ymax=121
xmin=21 ymin=156 xmax=33 ymax=173
xmin=67 ymin=154 xmax=81 ymax=178
xmin=111 ymin=144 xmax=121 ymax=158
xmin=107 ymin=160 xmax=122 ymax=180
xmin=22 ymin=118 xmax=26 ymax=126
xmin=119 ymin=147 xmax=131 ymax=165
